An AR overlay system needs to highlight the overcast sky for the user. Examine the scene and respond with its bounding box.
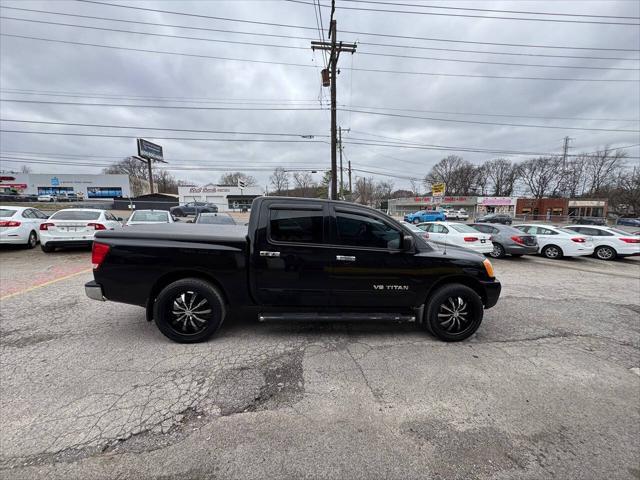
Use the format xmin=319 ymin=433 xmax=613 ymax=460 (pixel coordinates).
xmin=1 ymin=0 xmax=638 ymax=191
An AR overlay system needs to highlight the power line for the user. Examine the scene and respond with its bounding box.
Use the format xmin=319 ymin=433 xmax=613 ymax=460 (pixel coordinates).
xmin=0 ymin=119 xmax=330 ymax=138
xmin=3 ymin=15 xmax=635 ymax=71
xmin=292 ymin=0 xmax=640 ymax=25
xmin=3 ymin=4 xmax=636 ymax=55
xmin=3 ymin=88 xmax=637 ymax=123
xmin=3 ymin=98 xmax=637 ymax=131
xmin=4 ymin=33 xmax=635 ymax=83
xmin=340 ymin=0 xmax=640 ymax=20
xmin=342 ymin=109 xmax=640 ymax=132
xmin=59 ymin=2 xmax=640 ymax=52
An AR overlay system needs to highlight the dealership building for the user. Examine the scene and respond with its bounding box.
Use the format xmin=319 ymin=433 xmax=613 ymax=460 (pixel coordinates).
xmin=387 ymin=196 xmax=518 ymax=218
xmin=0 ymin=173 xmax=131 ymax=199
xmin=178 ymin=184 xmax=263 ymax=211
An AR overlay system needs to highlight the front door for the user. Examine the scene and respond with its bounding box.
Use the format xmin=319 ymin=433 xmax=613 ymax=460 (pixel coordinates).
xmin=250 ymin=202 xmax=331 ymax=306
xmin=328 ymin=206 xmax=418 ymax=307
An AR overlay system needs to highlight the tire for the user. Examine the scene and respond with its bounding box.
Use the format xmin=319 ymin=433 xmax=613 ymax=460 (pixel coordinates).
xmin=422 ymin=284 xmax=484 ymax=342
xmin=511 ymin=254 xmax=523 ymax=258
xmin=172 ymin=209 xmax=183 ymax=217
xmin=413 ymin=218 xmax=420 ymax=224
xmin=488 ymin=242 xmax=505 ymax=259
xmin=594 ymin=245 xmax=616 ymax=261
xmin=542 ymin=244 xmax=563 ymax=259
xmin=40 ymin=243 xmax=55 ymax=253
xmin=153 ymin=278 xmax=226 ymax=343
xmin=26 ymin=231 xmax=37 ymax=249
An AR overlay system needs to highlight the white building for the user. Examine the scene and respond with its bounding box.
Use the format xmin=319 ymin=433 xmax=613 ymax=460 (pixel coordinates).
xmin=178 ymin=184 xmax=263 ymax=211
xmin=0 ymin=173 xmax=131 ymax=199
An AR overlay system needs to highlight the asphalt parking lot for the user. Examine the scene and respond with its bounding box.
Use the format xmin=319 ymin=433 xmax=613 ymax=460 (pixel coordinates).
xmin=0 ymin=247 xmax=638 ymax=480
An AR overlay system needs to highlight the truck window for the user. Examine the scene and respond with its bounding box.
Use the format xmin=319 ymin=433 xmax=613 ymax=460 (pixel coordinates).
xmin=269 ymin=209 xmax=323 ymax=243
xmin=335 ymin=211 xmax=401 ymax=249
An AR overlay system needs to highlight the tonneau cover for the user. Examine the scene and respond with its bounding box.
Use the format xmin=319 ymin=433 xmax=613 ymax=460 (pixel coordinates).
xmin=96 ymin=223 xmax=248 ymax=244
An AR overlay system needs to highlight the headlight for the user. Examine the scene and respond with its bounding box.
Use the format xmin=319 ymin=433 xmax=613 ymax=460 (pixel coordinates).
xmin=483 ymin=258 xmax=495 ymax=278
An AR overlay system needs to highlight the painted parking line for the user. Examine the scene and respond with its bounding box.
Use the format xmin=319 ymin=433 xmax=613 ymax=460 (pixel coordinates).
xmin=0 ymin=268 xmax=92 ymax=301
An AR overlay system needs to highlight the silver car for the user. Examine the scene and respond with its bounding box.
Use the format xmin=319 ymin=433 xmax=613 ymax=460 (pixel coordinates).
xmin=469 ymin=223 xmax=538 ymax=258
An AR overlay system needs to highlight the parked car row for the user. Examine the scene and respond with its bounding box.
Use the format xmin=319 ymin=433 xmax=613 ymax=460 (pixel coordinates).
xmin=400 ymin=219 xmax=639 ymax=261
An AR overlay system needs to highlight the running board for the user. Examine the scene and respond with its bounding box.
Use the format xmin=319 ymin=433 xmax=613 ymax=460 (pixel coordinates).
xmin=258 ymin=313 xmax=416 ymax=323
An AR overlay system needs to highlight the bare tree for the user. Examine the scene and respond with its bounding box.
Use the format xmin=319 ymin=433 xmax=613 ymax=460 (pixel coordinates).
xmin=558 ymin=155 xmax=587 ymax=198
xmin=409 ymin=179 xmax=420 ymax=196
xmin=613 ymin=166 xmax=640 ymax=214
xmin=425 ymin=155 xmax=481 ymax=195
xmin=219 ymin=172 xmax=258 ymax=187
xmin=375 ymin=180 xmax=394 ymax=204
xmin=583 ymin=147 xmax=627 ymax=195
xmin=424 ymin=155 xmax=465 ymax=190
xmin=481 ymin=158 xmax=519 ymax=196
xmin=269 ymin=167 xmax=290 ymax=195
xmin=518 ymin=156 xmax=563 ymax=199
xmin=103 ymin=157 xmax=150 ymax=196
xmin=354 ymin=177 xmax=376 ymax=206
xmin=154 ymin=169 xmax=179 ymax=194
xmin=20 ymin=165 xmax=33 ymax=173
xmin=292 ymin=172 xmax=316 ymax=197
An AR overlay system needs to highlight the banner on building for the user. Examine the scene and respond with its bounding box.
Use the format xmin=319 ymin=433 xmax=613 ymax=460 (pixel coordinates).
xmin=431 ymin=183 xmax=446 ymax=196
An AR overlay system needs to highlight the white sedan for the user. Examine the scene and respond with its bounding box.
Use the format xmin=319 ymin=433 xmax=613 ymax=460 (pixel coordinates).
xmin=416 ymin=221 xmax=493 ymax=254
xmin=0 ymin=206 xmax=49 ymax=248
xmin=563 ymin=225 xmax=640 ymax=260
xmin=39 ymin=208 xmax=123 ymax=252
xmin=514 ymin=224 xmax=594 ymax=259
xmin=126 ymin=210 xmax=175 ymax=226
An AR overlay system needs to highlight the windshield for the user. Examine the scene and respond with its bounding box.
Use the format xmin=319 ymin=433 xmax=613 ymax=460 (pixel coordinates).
xmin=450 ymin=224 xmax=480 ymax=233
xmin=130 ymin=211 xmax=169 ymax=222
xmin=50 ymin=210 xmax=101 ymax=221
xmin=196 ymin=214 xmax=235 ymax=225
xmin=0 ymin=208 xmax=17 ymax=217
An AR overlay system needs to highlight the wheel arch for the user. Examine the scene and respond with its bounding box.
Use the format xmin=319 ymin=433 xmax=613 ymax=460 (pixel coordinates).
xmin=146 ymin=270 xmax=229 ymax=322
xmin=421 ymin=275 xmax=487 ymax=322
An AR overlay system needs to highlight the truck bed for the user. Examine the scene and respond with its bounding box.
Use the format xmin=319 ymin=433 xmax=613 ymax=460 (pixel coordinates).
xmin=97 ymin=224 xmax=248 ymax=246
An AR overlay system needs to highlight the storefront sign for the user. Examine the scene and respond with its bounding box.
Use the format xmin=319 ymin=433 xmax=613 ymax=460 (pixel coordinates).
xmin=413 ymin=196 xmax=470 ymax=204
xmin=188 ymin=186 xmax=230 ymax=194
xmin=137 ymin=138 xmax=164 ymax=162
xmin=431 ymin=183 xmax=446 ymax=196
xmin=477 ymin=197 xmax=516 ymax=206
xmin=568 ymin=200 xmax=605 ymax=207
xmin=0 ymin=183 xmax=27 ymax=189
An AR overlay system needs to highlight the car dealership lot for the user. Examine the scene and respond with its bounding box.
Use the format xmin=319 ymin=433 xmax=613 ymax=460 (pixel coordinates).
xmin=0 ymin=248 xmax=638 ymax=479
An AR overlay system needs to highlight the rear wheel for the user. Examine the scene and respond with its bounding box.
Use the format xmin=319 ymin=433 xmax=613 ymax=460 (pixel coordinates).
xmin=488 ymin=242 xmax=505 ymax=259
xmin=26 ymin=231 xmax=37 ymax=249
xmin=153 ymin=278 xmax=226 ymax=343
xmin=413 ymin=218 xmax=420 ymax=224
xmin=40 ymin=243 xmax=55 ymax=253
xmin=594 ymin=245 xmax=616 ymax=261
xmin=423 ymin=284 xmax=483 ymax=342
xmin=542 ymin=244 xmax=563 ymax=259
xmin=173 ymin=209 xmax=184 ymax=217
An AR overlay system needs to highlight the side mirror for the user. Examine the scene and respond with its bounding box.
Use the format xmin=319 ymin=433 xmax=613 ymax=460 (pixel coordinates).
xmin=403 ymin=235 xmax=415 ymax=251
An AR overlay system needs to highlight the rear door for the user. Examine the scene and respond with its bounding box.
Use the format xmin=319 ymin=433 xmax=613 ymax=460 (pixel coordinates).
xmin=328 ymin=206 xmax=417 ymax=307
xmin=250 ymin=202 xmax=330 ymax=306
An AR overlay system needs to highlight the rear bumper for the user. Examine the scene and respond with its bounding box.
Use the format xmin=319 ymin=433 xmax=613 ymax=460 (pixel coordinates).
xmin=481 ymin=279 xmax=501 ymax=309
xmin=85 ymin=280 xmax=105 ymax=301
xmin=45 ymin=240 xmax=93 ymax=249
xmin=505 ymin=244 xmax=538 ymax=255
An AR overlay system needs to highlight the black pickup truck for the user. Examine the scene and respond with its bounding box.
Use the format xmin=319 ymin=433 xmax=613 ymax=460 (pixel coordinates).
xmin=86 ymin=197 xmax=501 ymax=343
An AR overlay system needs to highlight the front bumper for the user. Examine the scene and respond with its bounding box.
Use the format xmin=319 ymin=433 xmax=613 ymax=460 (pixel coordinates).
xmin=85 ymin=280 xmax=105 ymax=301
xmin=480 ymin=279 xmax=501 ymax=309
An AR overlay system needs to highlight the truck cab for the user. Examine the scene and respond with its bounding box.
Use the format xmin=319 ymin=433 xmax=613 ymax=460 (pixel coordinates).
xmin=87 ymin=197 xmax=501 ymax=343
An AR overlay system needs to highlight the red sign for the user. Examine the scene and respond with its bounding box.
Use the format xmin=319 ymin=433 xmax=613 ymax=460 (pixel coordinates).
xmin=0 ymin=183 xmax=27 ymax=189
xmin=0 ymin=176 xmax=16 ymax=181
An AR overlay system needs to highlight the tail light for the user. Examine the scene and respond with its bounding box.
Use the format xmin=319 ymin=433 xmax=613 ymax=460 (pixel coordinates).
xmin=510 ymin=235 xmax=525 ymax=245
xmin=571 ymin=237 xmax=586 ymax=243
xmin=0 ymin=220 xmax=21 ymax=227
xmin=39 ymin=222 xmax=54 ymax=230
xmin=92 ymin=242 xmax=110 ymax=269
xmin=463 ymin=237 xmax=478 ymax=242
xmin=87 ymin=223 xmax=106 ymax=230
xmin=620 ymin=237 xmax=640 ymax=243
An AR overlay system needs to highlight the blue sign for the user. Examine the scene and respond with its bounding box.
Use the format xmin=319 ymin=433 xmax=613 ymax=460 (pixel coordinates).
xmin=137 ymin=138 xmax=164 ymax=162
xmin=51 ymin=177 xmax=59 ymax=186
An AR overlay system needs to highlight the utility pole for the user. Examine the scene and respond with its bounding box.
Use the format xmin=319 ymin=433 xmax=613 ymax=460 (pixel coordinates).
xmin=560 ymin=136 xmax=573 ymax=196
xmin=311 ymin=0 xmax=356 ymax=200
xmin=348 ymin=160 xmax=352 ymax=195
xmin=338 ymin=126 xmax=350 ymax=199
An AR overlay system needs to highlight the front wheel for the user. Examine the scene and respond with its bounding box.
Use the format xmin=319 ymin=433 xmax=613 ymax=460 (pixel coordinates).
xmin=423 ymin=284 xmax=484 ymax=342
xmin=153 ymin=278 xmax=226 ymax=343
xmin=594 ymin=245 xmax=616 ymax=261
xmin=413 ymin=218 xmax=420 ymax=224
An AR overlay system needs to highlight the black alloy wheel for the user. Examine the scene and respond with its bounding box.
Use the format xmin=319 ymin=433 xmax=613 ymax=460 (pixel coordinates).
xmin=154 ymin=278 xmax=226 ymax=343
xmin=423 ymin=284 xmax=483 ymax=342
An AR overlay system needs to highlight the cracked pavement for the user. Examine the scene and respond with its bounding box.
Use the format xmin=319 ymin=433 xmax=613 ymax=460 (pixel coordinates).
xmin=0 ymin=247 xmax=639 ymax=479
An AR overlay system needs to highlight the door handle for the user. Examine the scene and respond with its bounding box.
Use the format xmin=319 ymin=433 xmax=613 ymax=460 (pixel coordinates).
xmin=260 ymin=251 xmax=281 ymax=257
xmin=336 ymin=255 xmax=356 ymax=262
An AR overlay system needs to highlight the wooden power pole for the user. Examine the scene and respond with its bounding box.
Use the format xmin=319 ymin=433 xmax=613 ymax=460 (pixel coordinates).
xmin=311 ymin=1 xmax=356 ymax=200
